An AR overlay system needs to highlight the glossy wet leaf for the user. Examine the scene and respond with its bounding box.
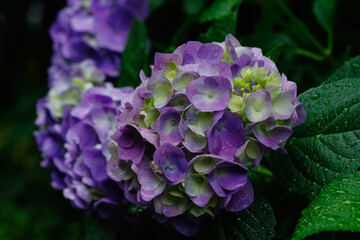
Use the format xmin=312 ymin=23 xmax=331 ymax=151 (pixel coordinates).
xmin=199 ymin=193 xmax=275 ymax=240
xmin=325 ymin=55 xmax=360 ymax=84
xmin=292 ymin=171 xmax=360 ymax=240
xmin=269 ymin=77 xmax=360 ymax=197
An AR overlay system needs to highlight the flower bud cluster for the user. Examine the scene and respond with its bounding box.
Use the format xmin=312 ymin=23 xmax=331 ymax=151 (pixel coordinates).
xmin=107 ymin=34 xmax=306 ymax=235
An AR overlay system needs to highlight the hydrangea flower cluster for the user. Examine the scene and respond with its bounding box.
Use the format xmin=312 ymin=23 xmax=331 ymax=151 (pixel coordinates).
xmin=35 ymin=0 xmax=148 ymax=217
xmin=47 ymin=0 xmax=149 ymax=119
xmin=107 ymin=34 xmax=306 ymax=235
xmin=35 ymin=84 xmax=133 ymax=217
xmin=50 ymin=0 xmax=149 ymax=78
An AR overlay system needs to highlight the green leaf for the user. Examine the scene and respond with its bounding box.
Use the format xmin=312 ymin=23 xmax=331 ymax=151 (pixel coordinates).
xmin=199 ymin=12 xmax=237 ymax=43
xmin=84 ymin=216 xmax=117 ymax=240
xmin=313 ymin=0 xmax=337 ymax=33
xmin=292 ymin=171 xmax=360 ymax=240
xmin=269 ymin=77 xmax=360 ymax=197
xmin=199 ymin=0 xmax=243 ymax=23
xmin=200 ymin=193 xmax=275 ymax=240
xmin=265 ymin=42 xmax=285 ymax=64
xmin=325 ymin=55 xmax=360 ymax=84
xmin=117 ymin=20 xmax=148 ymax=88
xmin=183 ymin=0 xmax=207 ymax=16
xmin=149 ymin=0 xmax=165 ymax=12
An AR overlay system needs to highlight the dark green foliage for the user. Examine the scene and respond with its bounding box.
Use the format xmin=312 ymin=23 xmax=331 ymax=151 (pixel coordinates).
xmin=118 ymin=20 xmax=148 ymax=88
xmin=2 ymin=0 xmax=360 ymax=239
xmin=199 ymin=12 xmax=238 ymax=43
xmin=199 ymin=0 xmax=243 ymax=43
xmin=84 ymin=217 xmax=117 ymax=240
xmin=269 ymin=77 xmax=360 ymax=197
xmin=198 ymin=194 xmax=275 ymax=240
xmin=325 ymin=56 xmax=360 ymax=84
xmin=292 ymin=171 xmax=360 ymax=240
xmin=265 ymin=43 xmax=285 ymax=64
xmin=313 ymin=0 xmax=338 ymax=33
xmin=199 ymin=0 xmax=243 ymax=23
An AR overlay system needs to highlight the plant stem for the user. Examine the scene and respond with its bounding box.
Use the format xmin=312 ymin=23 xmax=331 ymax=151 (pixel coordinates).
xmin=293 ymin=48 xmax=325 ymax=61
xmin=325 ymin=29 xmax=333 ymax=56
xmin=256 ymin=164 xmax=274 ymax=178
xmin=273 ymin=0 xmax=326 ymax=54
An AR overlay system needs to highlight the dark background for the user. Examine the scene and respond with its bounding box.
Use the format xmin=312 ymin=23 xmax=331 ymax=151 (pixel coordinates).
xmin=0 ymin=0 xmax=359 ymax=239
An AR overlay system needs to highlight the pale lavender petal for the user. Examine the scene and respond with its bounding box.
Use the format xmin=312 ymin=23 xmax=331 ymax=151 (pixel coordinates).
xmin=245 ymin=89 xmax=272 ymax=123
xmin=186 ymin=76 xmax=232 ymax=111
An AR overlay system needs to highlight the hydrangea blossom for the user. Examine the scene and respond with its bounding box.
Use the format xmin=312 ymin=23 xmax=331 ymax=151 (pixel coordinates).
xmin=107 ymin=34 xmax=306 ymax=236
xmin=50 ymin=0 xmax=149 ymax=78
xmin=35 ymin=0 xmax=148 ymax=218
xmin=35 ymin=84 xmax=133 ymax=217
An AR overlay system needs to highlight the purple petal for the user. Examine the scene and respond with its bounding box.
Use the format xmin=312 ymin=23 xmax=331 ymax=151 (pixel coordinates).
xmin=171 ymin=215 xmax=202 ymax=237
xmin=207 ymin=161 xmax=248 ymax=197
xmin=70 ymin=10 xmax=94 ymax=33
xmin=138 ymin=166 xmax=166 ymax=201
xmin=113 ymin=125 xmax=145 ymax=164
xmin=225 ymin=34 xmax=241 ymax=62
xmin=166 ymin=93 xmax=191 ymax=111
xmin=154 ymin=108 xmax=182 ymax=146
xmin=82 ymin=148 xmax=108 ymax=182
xmin=106 ymin=157 xmax=134 ymax=182
xmin=252 ymin=118 xmax=293 ymax=150
xmin=208 ymin=111 xmax=246 ymax=158
xmin=186 ymin=76 xmax=232 ymax=111
xmin=197 ymin=43 xmax=223 ymax=64
xmin=197 ymin=62 xmax=219 ymax=76
xmin=153 ymin=143 xmax=187 ymax=184
xmin=224 ymin=180 xmax=254 ymax=212
xmin=92 ymin=4 xmax=133 ymax=52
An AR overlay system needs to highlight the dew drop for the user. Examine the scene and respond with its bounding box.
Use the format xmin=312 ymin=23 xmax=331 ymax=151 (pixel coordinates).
xmin=311 ymin=93 xmax=320 ymax=100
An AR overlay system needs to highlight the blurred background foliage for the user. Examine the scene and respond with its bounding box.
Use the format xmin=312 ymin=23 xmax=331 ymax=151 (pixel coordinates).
xmin=0 ymin=0 xmax=359 ymax=239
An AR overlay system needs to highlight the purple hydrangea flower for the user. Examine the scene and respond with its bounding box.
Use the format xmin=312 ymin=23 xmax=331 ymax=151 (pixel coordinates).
xmin=50 ymin=0 xmax=149 ymax=78
xmin=103 ymin=34 xmax=306 ymax=236
xmin=35 ymin=84 xmax=134 ymax=219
